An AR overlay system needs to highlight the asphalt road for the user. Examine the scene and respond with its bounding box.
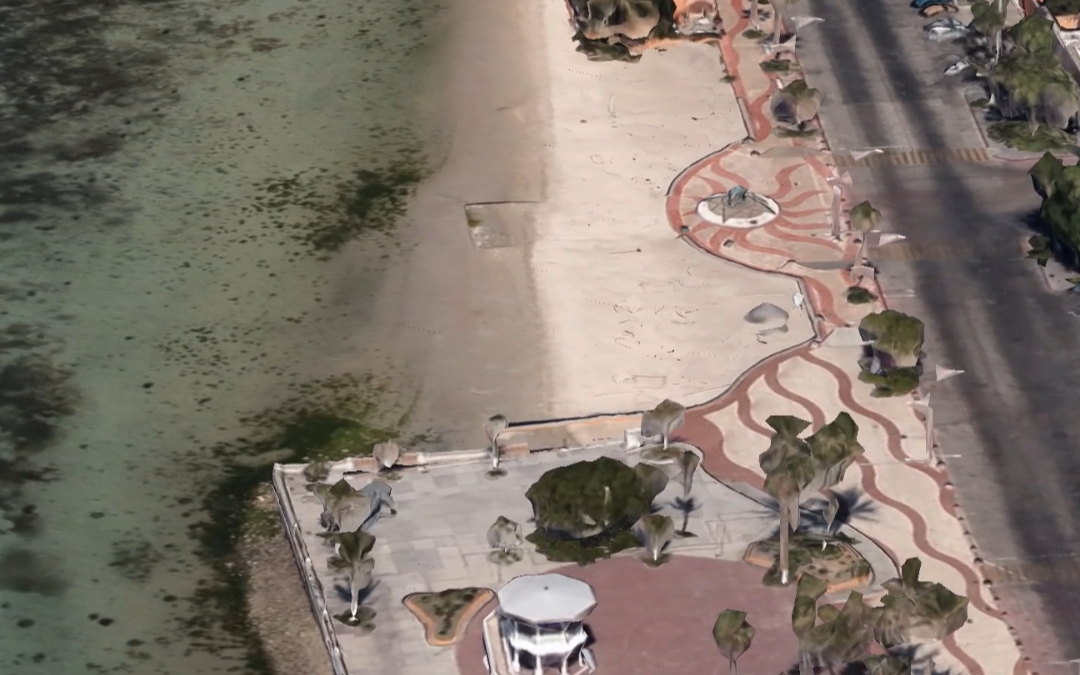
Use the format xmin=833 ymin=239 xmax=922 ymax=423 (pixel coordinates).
xmin=796 ymin=0 xmax=1080 ymax=668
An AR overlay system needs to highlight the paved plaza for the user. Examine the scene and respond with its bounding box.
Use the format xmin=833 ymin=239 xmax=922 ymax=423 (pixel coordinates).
xmin=455 ymin=556 xmax=801 ymax=675
xmin=274 ymin=439 xmax=902 ymax=675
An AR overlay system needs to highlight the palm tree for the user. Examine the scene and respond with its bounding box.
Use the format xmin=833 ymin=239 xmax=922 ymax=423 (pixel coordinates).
xmin=673 ymin=449 xmax=701 ymax=535
xmin=640 ymin=399 xmax=686 ymax=449
xmin=486 ymin=515 xmax=524 ymax=582
xmin=327 ymin=530 xmax=377 ymax=623
xmin=759 ymin=413 xmax=865 ymax=585
xmin=797 ymin=586 xmax=875 ymax=675
xmin=758 ymin=415 xmax=811 ymax=585
xmin=484 ymin=414 xmax=508 ymax=476
xmin=849 ymin=201 xmax=882 ymax=264
xmin=372 ymin=441 xmax=401 ymax=471
xmin=768 ymin=0 xmax=802 ymax=45
xmin=312 ymin=478 xmax=372 ymax=533
xmin=769 ymin=79 xmax=823 ymax=130
xmin=971 ymin=1 xmax=1006 ymax=66
xmin=632 ymin=514 xmax=676 ymax=563
xmin=713 ymin=609 xmax=756 ymax=675
xmin=873 ymin=557 xmax=969 ymax=659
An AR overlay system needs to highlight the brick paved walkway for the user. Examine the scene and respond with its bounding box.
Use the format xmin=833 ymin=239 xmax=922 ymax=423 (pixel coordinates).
xmin=455 ymin=555 xmax=799 ymax=675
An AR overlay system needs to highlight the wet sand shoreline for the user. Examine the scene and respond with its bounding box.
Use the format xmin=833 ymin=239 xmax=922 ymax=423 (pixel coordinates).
xmin=238 ymin=0 xmax=551 ymax=670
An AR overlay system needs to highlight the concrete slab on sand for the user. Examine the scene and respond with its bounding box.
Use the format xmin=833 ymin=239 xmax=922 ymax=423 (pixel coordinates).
xmin=273 ymin=443 xmax=897 ymax=675
xmin=531 ymin=0 xmax=811 ymax=418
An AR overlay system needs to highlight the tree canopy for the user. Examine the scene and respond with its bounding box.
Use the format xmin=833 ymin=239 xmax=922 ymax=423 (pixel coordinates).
xmin=873 ymin=558 xmax=970 ymax=649
xmin=770 ymin=79 xmax=823 ymax=128
xmin=990 ymin=16 xmax=1079 ymax=130
xmin=1035 ymin=155 xmax=1080 ymax=255
xmin=525 ymin=456 xmax=665 ymax=540
xmin=1008 ymin=15 xmax=1055 ymax=55
xmin=858 ymin=310 xmax=924 ymax=369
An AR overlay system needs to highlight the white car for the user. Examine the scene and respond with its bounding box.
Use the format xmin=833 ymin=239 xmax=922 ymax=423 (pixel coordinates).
xmin=943 ymin=58 xmax=973 ymax=76
xmin=924 ymin=18 xmax=969 ymax=42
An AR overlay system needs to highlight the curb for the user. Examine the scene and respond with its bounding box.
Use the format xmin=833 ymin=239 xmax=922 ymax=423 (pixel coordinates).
xmin=993 ymin=148 xmax=1077 ymax=162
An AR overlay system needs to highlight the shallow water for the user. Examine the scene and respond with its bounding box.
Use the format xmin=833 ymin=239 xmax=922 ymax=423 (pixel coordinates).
xmin=0 ymin=0 xmax=441 ymax=672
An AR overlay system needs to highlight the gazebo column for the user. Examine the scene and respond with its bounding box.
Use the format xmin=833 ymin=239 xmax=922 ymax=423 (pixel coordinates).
xmin=561 ymin=652 xmax=570 ymax=675
xmin=511 ymin=647 xmax=521 ymax=673
xmin=533 ymin=649 xmax=542 ymax=675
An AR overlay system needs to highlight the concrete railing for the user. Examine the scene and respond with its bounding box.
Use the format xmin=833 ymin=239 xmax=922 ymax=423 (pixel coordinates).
xmin=271 ymin=466 xmax=351 ymax=675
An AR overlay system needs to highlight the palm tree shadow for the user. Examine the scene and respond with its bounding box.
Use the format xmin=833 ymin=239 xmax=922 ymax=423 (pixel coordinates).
xmin=583 ymin=623 xmax=596 ymax=648
xmin=334 ymin=579 xmax=380 ymax=605
xmin=757 ymin=488 xmax=881 ymax=543
xmin=806 ymin=487 xmax=880 ymax=528
xmin=779 ymin=645 xmax=960 ymax=675
xmin=834 ymin=487 xmax=879 ymax=525
xmin=1021 ymin=209 xmax=1046 ymax=237
xmin=672 ymin=496 xmax=699 ymax=537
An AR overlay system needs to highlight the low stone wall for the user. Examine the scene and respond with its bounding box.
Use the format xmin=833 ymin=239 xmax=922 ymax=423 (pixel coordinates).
xmin=271 ymin=466 xmax=351 ymax=675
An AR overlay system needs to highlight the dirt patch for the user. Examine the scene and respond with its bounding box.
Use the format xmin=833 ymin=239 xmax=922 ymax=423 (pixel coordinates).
xmin=402 ymin=587 xmax=495 ymax=646
xmin=743 ymin=534 xmax=873 ymax=593
xmin=240 ymin=484 xmax=333 ymax=675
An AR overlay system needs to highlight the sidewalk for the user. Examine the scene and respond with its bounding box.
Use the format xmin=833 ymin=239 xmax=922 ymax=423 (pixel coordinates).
xmin=659 ymin=1 xmax=1024 ymax=674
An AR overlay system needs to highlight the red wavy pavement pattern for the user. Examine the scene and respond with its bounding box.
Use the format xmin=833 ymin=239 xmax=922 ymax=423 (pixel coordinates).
xmin=662 ymin=4 xmax=1028 ymax=675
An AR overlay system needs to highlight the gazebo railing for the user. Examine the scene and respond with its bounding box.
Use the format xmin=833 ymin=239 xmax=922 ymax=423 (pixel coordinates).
xmin=507 ymin=627 xmax=587 ymax=654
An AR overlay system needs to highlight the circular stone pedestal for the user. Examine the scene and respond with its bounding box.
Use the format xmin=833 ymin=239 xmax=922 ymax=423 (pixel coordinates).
xmin=696 ymin=192 xmax=780 ymax=228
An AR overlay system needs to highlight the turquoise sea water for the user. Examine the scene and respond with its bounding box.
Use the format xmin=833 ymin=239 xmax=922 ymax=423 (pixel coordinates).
xmin=0 ymin=0 xmax=440 ymax=672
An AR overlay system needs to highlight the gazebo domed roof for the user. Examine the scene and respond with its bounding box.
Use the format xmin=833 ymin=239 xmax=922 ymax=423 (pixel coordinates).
xmin=497 ymin=573 xmax=597 ymax=624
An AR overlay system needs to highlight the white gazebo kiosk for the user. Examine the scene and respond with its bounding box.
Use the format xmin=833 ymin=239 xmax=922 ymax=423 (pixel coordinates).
xmin=483 ymin=573 xmax=597 ymax=675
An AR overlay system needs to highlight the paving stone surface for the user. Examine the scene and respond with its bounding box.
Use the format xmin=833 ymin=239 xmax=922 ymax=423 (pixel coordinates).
xmin=454 ymin=556 xmax=801 ymax=675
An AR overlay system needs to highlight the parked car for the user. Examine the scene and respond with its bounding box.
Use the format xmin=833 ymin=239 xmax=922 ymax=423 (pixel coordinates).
xmin=912 ymin=0 xmax=954 ymax=9
xmin=925 ymin=17 xmax=969 ymax=41
xmin=921 ymin=3 xmax=959 ymax=17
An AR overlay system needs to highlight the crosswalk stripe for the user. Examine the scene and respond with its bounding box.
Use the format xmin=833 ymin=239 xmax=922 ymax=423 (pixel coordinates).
xmin=834 ymin=147 xmax=991 ymax=167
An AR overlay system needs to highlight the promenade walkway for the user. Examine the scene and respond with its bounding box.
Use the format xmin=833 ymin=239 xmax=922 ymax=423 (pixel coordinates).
xmin=655 ymin=2 xmax=1028 ymax=674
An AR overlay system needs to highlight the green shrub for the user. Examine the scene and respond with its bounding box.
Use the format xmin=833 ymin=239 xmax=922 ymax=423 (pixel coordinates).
xmin=524 ymin=457 xmax=660 ymax=541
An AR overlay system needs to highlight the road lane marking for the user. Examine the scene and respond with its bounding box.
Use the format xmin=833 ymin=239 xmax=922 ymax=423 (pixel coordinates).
xmin=835 ymin=147 xmax=992 ymax=167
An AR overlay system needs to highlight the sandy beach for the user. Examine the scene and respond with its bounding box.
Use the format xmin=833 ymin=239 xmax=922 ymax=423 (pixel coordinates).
xmin=344 ymin=0 xmax=556 ymax=449
xmin=242 ymin=0 xmax=555 ymax=671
